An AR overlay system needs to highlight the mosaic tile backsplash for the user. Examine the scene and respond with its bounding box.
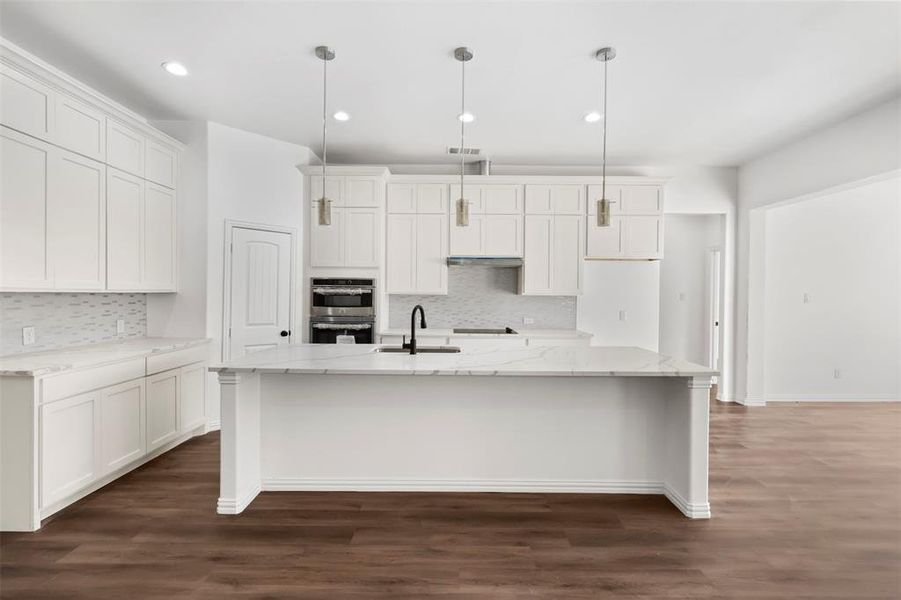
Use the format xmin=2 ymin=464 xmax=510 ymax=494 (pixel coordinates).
xmin=0 ymin=293 xmax=147 ymax=355
xmin=388 ymin=266 xmax=576 ymax=329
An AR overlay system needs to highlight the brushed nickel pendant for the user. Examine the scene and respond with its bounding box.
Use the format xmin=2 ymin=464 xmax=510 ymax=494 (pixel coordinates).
xmin=454 ymin=46 xmax=473 ymax=227
xmin=316 ymin=45 xmax=335 ymax=226
xmin=595 ymin=46 xmax=616 ymax=227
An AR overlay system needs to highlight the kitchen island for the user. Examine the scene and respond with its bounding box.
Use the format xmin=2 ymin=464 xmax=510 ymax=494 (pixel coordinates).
xmin=211 ymin=344 xmax=716 ymax=518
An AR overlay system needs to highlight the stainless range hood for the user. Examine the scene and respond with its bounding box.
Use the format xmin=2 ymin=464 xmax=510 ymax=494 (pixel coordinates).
xmin=446 ymin=256 xmax=523 ymax=267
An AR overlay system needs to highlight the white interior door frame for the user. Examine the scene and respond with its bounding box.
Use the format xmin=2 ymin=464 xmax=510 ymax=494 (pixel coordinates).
xmin=222 ymin=219 xmax=298 ymax=361
xmin=706 ymin=246 xmax=723 ymax=376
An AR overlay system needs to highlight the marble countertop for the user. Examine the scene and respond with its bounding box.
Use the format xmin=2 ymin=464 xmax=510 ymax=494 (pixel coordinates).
xmin=378 ymin=328 xmax=593 ymax=339
xmin=211 ymin=343 xmax=715 ymax=378
xmin=0 ymin=337 xmax=211 ymax=377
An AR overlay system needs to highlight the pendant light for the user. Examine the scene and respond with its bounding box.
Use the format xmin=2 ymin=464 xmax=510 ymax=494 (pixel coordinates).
xmin=315 ymin=45 xmax=335 ymax=226
xmin=454 ymin=46 xmax=473 ymax=227
xmin=595 ymin=46 xmax=616 ymax=227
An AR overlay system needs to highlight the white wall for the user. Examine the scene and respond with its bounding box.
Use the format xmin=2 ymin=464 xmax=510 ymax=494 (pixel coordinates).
xmin=578 ymin=262 xmax=661 ymax=351
xmin=659 ymin=215 xmax=724 ymax=366
xmin=736 ymin=96 xmax=901 ymax=404
xmin=764 ymin=177 xmax=900 ymax=400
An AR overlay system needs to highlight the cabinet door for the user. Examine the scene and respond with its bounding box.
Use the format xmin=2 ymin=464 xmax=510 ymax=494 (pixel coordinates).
xmin=0 ymin=65 xmax=54 ymax=141
xmin=106 ymin=168 xmax=144 ymax=290
xmin=449 ymin=184 xmax=484 ymax=214
xmin=387 ymin=183 xmax=416 ymax=213
xmin=586 ymin=216 xmax=625 ymax=259
xmin=147 ymin=369 xmax=180 ymax=452
xmin=143 ymin=182 xmax=176 ymax=290
xmin=99 ymin=379 xmax=146 ymax=474
xmin=345 ymin=207 xmax=379 ymax=267
xmin=54 ymin=94 xmax=105 ymax=162
xmin=309 ymin=176 xmax=344 ymax=206
xmin=345 ymin=176 xmax=379 ymax=207
xmin=526 ymin=185 xmax=582 ymax=215
xmin=41 ymin=391 xmax=100 ymax=508
xmin=523 ymin=215 xmax=553 ymax=294
xmin=587 ymin=185 xmax=624 ymax=216
xmin=484 ymin=214 xmax=523 ymax=257
xmin=145 ymin=139 xmax=177 ymax=188
xmin=309 ymin=205 xmax=345 ymax=267
xmin=0 ymin=128 xmax=52 ymax=289
xmin=483 ymin=185 xmax=523 ymax=214
xmin=48 ymin=150 xmax=106 ymax=290
xmin=416 ymin=213 xmax=448 ymax=294
xmin=449 ymin=214 xmax=483 ymax=255
xmin=418 ymin=184 xmax=448 ymax=214
xmin=386 ymin=214 xmax=416 ymax=293
xmin=106 ymin=119 xmax=145 ymax=177
xmin=625 ymin=215 xmax=663 ymax=259
xmin=552 ymin=215 xmax=583 ymax=294
xmin=622 ymin=186 xmax=662 ymax=215
xmin=179 ymin=363 xmax=206 ymax=433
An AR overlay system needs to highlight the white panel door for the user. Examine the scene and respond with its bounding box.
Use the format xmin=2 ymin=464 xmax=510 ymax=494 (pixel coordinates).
xmin=587 ymin=185 xmax=624 ymax=216
xmin=417 ymin=184 xmax=447 ymax=214
xmin=449 ymin=184 xmax=485 ymax=214
xmin=309 ymin=205 xmax=345 ymax=267
xmin=523 ymin=215 xmax=553 ymax=294
xmin=179 ymin=362 xmax=206 ymax=433
xmin=309 ymin=176 xmax=344 ymax=206
xmin=106 ymin=119 xmax=145 ymax=177
xmin=0 ymin=127 xmax=52 ymax=289
xmin=449 ymin=214 xmax=484 ymax=255
xmin=622 ymin=186 xmax=663 ymax=214
xmin=345 ymin=207 xmax=379 ymax=267
xmin=0 ymin=65 xmax=54 ymax=141
xmin=106 ymin=168 xmax=144 ymax=290
xmin=387 ymin=183 xmax=416 ymax=213
xmin=147 ymin=369 xmax=179 ymax=452
xmin=416 ymin=213 xmax=448 ymax=294
xmin=54 ymin=94 xmax=105 ymax=162
xmin=386 ymin=214 xmax=416 ymax=293
xmin=228 ymin=226 xmax=293 ymax=359
xmin=626 ymin=215 xmax=663 ymax=259
xmin=586 ymin=216 xmax=625 ymax=259
xmin=483 ymin=185 xmax=523 ymax=214
xmin=345 ymin=176 xmax=379 ymax=207
xmin=553 ymin=215 xmax=583 ymax=294
xmin=41 ymin=391 xmax=100 ymax=508
xmin=143 ymin=182 xmax=176 ymax=290
xmin=48 ymin=150 xmax=106 ymax=290
xmin=99 ymin=379 xmax=146 ymax=474
xmin=145 ymin=140 xmax=177 ymax=188
xmin=484 ymin=214 xmax=523 ymax=257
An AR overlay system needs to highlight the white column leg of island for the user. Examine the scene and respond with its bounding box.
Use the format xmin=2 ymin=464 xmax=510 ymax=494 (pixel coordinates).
xmin=664 ymin=376 xmax=713 ymax=519
xmin=217 ymin=371 xmax=261 ymax=514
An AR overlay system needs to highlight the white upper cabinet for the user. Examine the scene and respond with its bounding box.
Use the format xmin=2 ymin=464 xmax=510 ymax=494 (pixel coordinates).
xmin=525 ymin=184 xmax=585 ymax=215
xmin=0 ymin=65 xmax=53 ymax=141
xmin=309 ymin=175 xmax=344 ymax=206
xmin=106 ymin=119 xmax=145 ymax=178
xmin=586 ymin=184 xmax=664 ymax=259
xmin=449 ymin=184 xmax=524 ymax=256
xmin=106 ymin=168 xmax=144 ymax=290
xmin=143 ymin=182 xmax=177 ymax=290
xmin=449 ymin=184 xmax=523 ymax=215
xmin=54 ymin=94 xmax=106 ymax=162
xmin=309 ymin=204 xmax=346 ymax=267
xmin=344 ymin=207 xmax=380 ymax=267
xmin=386 ymin=213 xmax=416 ymax=293
xmin=145 ymin=139 xmax=177 ymax=188
xmin=386 ymin=183 xmax=448 ymax=294
xmin=522 ymin=192 xmax=584 ymax=296
xmin=345 ymin=176 xmax=379 ymax=207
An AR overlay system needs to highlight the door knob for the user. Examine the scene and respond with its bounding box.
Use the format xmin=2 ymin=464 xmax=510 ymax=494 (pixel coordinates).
xmin=280 ymin=330 xmax=290 ymax=337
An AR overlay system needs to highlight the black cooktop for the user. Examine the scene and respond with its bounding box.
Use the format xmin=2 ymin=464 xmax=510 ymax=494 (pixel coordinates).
xmin=452 ymin=327 xmax=518 ymax=334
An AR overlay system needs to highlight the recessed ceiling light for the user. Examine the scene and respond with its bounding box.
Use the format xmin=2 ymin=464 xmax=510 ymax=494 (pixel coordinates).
xmin=457 ymin=112 xmax=475 ymax=123
xmin=583 ymin=111 xmax=602 ymax=123
xmin=333 ymin=111 xmax=350 ymax=121
xmin=161 ymin=61 xmax=188 ymax=77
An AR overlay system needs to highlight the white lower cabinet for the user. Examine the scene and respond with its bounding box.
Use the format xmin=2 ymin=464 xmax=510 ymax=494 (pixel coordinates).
xmin=41 ymin=391 xmax=101 ymax=509
xmin=147 ymin=369 xmax=180 ymax=452
xmin=179 ymin=363 xmax=206 ymax=433
xmin=99 ymin=379 xmax=146 ymax=475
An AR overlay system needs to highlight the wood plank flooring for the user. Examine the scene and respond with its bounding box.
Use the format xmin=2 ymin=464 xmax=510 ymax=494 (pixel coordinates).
xmin=2 ymin=401 xmax=899 ymax=599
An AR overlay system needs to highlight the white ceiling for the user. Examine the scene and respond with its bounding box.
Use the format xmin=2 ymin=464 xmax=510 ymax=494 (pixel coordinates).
xmin=1 ymin=1 xmax=899 ymax=166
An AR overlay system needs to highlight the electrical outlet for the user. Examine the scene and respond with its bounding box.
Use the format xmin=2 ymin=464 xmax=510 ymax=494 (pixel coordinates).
xmin=522 ymin=317 xmax=535 ymax=325
xmin=116 ymin=319 xmax=125 ymax=335
xmin=619 ymin=310 xmax=628 ymax=322
xmin=833 ymin=369 xmax=841 ymax=379
xmin=803 ymin=293 xmax=811 ymax=304
xmin=22 ymin=326 xmax=35 ymax=346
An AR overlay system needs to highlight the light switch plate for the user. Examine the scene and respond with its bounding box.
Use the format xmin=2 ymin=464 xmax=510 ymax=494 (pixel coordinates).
xmin=22 ymin=326 xmax=35 ymax=346
xmin=116 ymin=319 xmax=125 ymax=335
xmin=619 ymin=310 xmax=628 ymax=321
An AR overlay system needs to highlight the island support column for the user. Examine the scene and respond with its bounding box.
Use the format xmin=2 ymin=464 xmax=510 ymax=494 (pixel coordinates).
xmin=664 ymin=375 xmax=713 ymax=519
xmin=217 ymin=371 xmax=262 ymax=514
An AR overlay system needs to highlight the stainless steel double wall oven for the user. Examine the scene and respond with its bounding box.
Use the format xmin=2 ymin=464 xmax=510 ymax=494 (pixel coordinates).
xmin=309 ymin=278 xmax=376 ymax=344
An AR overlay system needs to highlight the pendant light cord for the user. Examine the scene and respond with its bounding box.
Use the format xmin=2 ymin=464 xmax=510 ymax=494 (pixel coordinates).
xmin=460 ymin=54 xmax=465 ymax=199
xmin=321 ymin=53 xmax=328 ymax=194
xmin=601 ymin=51 xmax=608 ymax=202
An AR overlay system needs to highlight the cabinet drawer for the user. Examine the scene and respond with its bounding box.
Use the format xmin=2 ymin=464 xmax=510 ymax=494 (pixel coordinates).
xmin=146 ymin=344 xmax=209 ymax=376
xmin=42 ymin=358 xmax=146 ymax=403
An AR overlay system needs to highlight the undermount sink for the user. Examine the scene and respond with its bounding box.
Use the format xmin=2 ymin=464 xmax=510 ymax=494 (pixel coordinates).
xmin=374 ymin=346 xmax=461 ymax=354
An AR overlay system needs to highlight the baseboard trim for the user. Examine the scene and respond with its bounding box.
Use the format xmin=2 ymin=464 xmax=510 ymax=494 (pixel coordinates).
xmin=664 ymin=484 xmax=711 ymax=519
xmin=767 ymin=395 xmax=899 ymax=402
xmin=217 ymin=483 xmax=261 ymax=515
xmin=737 ymin=396 xmax=766 ymax=407
xmin=262 ymin=478 xmax=664 ymax=495
xmin=205 ymin=419 xmax=221 ymax=433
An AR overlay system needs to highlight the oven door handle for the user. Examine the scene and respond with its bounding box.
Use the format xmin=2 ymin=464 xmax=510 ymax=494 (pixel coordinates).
xmin=311 ymin=287 xmax=372 ymax=295
xmin=311 ymin=322 xmax=372 ymax=330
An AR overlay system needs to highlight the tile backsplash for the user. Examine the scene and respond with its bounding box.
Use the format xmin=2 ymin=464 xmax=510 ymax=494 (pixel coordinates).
xmin=388 ymin=266 xmax=576 ymax=329
xmin=0 ymin=293 xmax=147 ymax=355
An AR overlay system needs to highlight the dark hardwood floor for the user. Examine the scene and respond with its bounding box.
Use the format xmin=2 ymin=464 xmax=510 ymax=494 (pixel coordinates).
xmin=2 ymin=401 xmax=899 ymax=599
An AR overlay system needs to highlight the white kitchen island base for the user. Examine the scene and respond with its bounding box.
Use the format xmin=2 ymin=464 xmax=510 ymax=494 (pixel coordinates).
xmin=214 ymin=345 xmax=715 ymax=519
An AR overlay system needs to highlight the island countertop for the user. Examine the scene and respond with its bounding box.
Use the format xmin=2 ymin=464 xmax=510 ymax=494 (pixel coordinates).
xmin=211 ymin=343 xmax=716 ymax=377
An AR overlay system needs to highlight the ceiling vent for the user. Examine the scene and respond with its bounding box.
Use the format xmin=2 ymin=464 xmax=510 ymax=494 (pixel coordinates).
xmin=446 ymin=146 xmax=481 ymax=156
